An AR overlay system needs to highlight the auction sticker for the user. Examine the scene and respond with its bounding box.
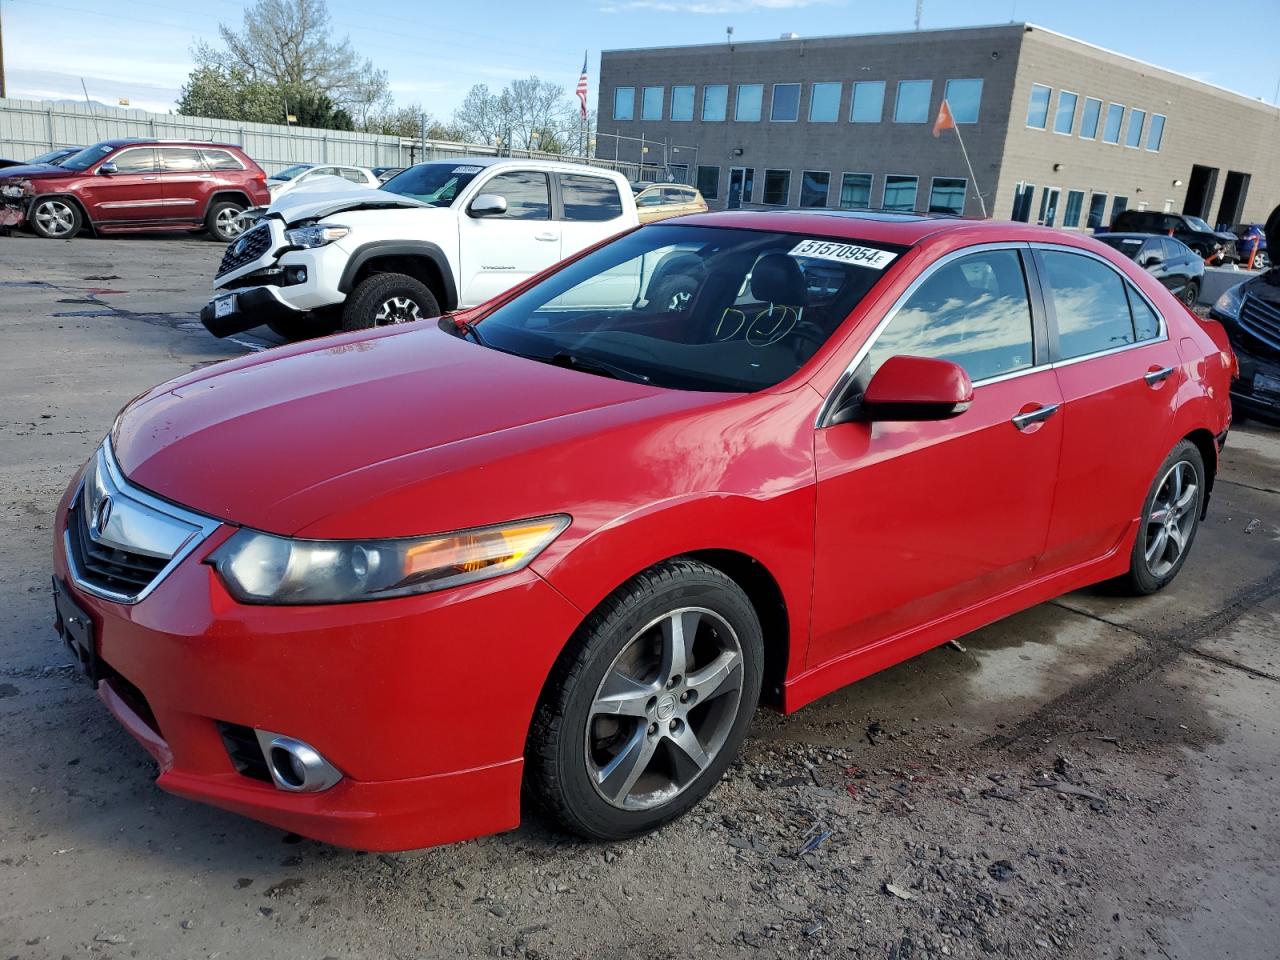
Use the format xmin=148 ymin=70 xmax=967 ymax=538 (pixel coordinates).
xmin=452 ymin=165 xmax=483 ymax=174
xmin=790 ymin=240 xmax=897 ymax=269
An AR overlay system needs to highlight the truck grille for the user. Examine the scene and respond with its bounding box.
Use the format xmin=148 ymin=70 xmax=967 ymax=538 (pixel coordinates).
xmin=1239 ymin=294 xmax=1280 ymax=354
xmin=216 ymin=221 xmax=272 ymax=277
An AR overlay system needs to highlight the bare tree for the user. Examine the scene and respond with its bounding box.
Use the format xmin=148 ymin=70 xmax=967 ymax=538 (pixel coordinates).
xmin=452 ymin=77 xmax=582 ymax=153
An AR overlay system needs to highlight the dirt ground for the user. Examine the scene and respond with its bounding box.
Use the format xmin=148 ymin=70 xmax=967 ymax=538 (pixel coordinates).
xmin=1 ymin=234 xmax=1278 ymax=960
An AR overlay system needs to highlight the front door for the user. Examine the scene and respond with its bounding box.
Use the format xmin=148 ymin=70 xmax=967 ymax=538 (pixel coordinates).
xmin=810 ymin=247 xmax=1063 ymax=667
xmin=458 ymin=169 xmax=559 ymax=306
xmin=83 ymin=147 xmax=163 ymax=224
xmin=726 ymin=167 xmax=753 ymax=210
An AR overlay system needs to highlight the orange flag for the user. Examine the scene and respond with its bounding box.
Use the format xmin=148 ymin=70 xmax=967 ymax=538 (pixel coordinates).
xmin=932 ymin=99 xmax=956 ymax=138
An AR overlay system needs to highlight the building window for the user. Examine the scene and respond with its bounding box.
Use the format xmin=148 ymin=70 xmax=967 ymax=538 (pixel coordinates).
xmin=800 ymin=171 xmax=830 ymax=207
xmin=1146 ymin=114 xmax=1166 ymax=152
xmin=840 ymin=172 xmax=873 ymax=209
xmin=763 ymin=169 xmax=791 ymax=205
xmin=1102 ymin=103 xmax=1124 ymax=144
xmin=736 ymin=84 xmax=763 ymax=122
xmin=1054 ymin=91 xmax=1078 ymax=135
xmin=1086 ymin=193 xmax=1108 ymax=229
xmin=1011 ymin=182 xmax=1035 ymax=222
xmin=1063 ymin=190 xmax=1084 ymax=228
xmin=671 ymin=85 xmax=694 ymax=121
xmin=927 ymin=177 xmax=966 ymax=215
xmin=771 ymin=83 xmax=801 ymax=121
xmin=702 ymin=84 xmax=728 ymax=121
xmin=1079 ymin=97 xmax=1102 ymax=140
xmin=1037 ymin=187 xmax=1061 ymax=227
xmin=850 ymin=81 xmax=885 ymax=123
xmin=1111 ymin=195 xmax=1129 ymax=223
xmin=641 ymin=86 xmax=663 ymax=121
xmin=943 ymin=79 xmax=983 ymax=123
xmin=1125 ymin=109 xmax=1146 ymax=148
xmin=894 ymin=80 xmax=932 ymax=123
xmin=883 ymin=175 xmax=919 ymax=212
xmin=1026 ymin=84 xmax=1051 ymax=129
xmin=809 ymin=82 xmax=841 ymax=122
xmin=613 ymin=87 xmax=635 ymax=121
xmin=696 ymin=165 xmax=720 ymax=200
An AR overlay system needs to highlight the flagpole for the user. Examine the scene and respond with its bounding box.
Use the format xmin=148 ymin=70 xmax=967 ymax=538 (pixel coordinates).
xmin=951 ymin=124 xmax=987 ymax=219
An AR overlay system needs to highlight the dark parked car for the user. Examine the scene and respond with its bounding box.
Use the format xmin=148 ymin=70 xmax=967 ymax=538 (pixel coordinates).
xmin=0 ymin=146 xmax=84 ymax=168
xmin=1096 ymin=233 xmax=1204 ymax=306
xmin=1210 ymin=205 xmax=1280 ymax=425
xmin=1111 ymin=210 xmax=1239 ymax=263
xmin=1236 ymin=224 xmax=1268 ymax=269
xmin=372 ymin=166 xmax=405 ymax=183
xmin=0 ymin=139 xmax=271 ymax=241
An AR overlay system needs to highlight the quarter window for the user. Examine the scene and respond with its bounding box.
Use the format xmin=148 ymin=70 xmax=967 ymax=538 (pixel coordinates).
xmin=894 ymin=80 xmax=932 ymax=123
xmin=1125 ymin=108 xmax=1146 ymax=148
xmin=840 ymin=173 xmax=873 ymax=209
xmin=799 ymin=171 xmax=829 ymax=208
xmin=1128 ymin=286 xmax=1160 ymax=341
xmin=1102 ymin=103 xmax=1124 ymax=143
xmin=736 ymin=84 xmax=763 ymax=121
xmin=1040 ymin=250 xmax=1154 ymax=359
xmin=613 ymin=87 xmax=635 ymax=121
xmin=559 ymin=175 xmax=623 ymax=221
xmin=771 ymin=83 xmax=801 ymax=121
xmin=1054 ymin=91 xmax=1078 ymax=134
xmin=762 ymin=169 xmax=791 ymax=206
xmin=943 ymin=78 xmax=983 ymax=123
xmin=702 ymin=84 xmax=729 ymax=121
xmin=1147 ymin=114 xmax=1166 ymax=151
xmin=1079 ymin=97 xmax=1102 ymax=139
xmin=641 ymin=86 xmax=664 ymax=121
xmin=671 ymin=86 xmax=695 ymax=121
xmin=850 ymin=81 xmax=885 ymax=123
xmin=696 ymin=165 xmax=720 ymax=200
xmin=479 ymin=170 xmax=550 ymax=220
xmin=809 ymin=82 xmax=841 ymax=122
xmin=201 ymin=149 xmax=244 ymax=171
xmin=1026 ymin=84 xmax=1051 ymax=129
xmin=865 ymin=249 xmax=1035 ymax=382
xmin=110 ymin=148 xmax=157 ymax=173
xmin=883 ymin=175 xmax=918 ymax=212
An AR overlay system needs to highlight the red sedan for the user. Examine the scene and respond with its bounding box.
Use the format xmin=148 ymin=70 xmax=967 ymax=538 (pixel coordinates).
xmin=52 ymin=212 xmax=1233 ymax=850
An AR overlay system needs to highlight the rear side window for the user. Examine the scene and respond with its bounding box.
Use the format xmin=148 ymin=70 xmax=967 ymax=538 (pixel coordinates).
xmin=480 ymin=170 xmax=550 ymax=220
xmin=559 ymin=175 xmax=623 ymax=221
xmin=202 ymin=149 xmax=245 ymax=171
xmin=159 ymin=147 xmax=205 ymax=172
xmin=1039 ymin=250 xmax=1160 ymax=359
xmin=338 ymin=168 xmax=367 ymax=183
xmin=865 ymin=249 xmax=1035 ymax=383
xmin=663 ymin=187 xmax=694 ymax=203
xmin=111 ymin=148 xmax=157 ymax=173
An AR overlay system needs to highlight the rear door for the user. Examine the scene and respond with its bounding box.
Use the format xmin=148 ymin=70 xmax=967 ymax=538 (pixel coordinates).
xmin=157 ymin=147 xmax=211 ymax=221
xmin=457 ymin=169 xmax=558 ymax=305
xmin=83 ymin=147 xmax=162 ymax=223
xmin=1033 ymin=246 xmax=1182 ymax=572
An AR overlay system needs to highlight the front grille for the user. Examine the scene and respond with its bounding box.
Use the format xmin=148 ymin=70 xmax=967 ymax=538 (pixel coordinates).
xmin=216 ymin=222 xmax=272 ymax=277
xmin=68 ymin=493 xmax=168 ymax=596
xmin=218 ymin=722 xmax=272 ymax=782
xmin=1239 ymin=294 xmax=1280 ymax=354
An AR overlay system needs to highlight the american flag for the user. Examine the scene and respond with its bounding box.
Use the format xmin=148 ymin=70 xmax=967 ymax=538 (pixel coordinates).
xmin=575 ymin=53 xmax=589 ymax=119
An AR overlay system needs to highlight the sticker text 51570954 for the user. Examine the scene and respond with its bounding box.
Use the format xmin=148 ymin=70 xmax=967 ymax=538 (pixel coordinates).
xmin=790 ymin=240 xmax=898 ymax=270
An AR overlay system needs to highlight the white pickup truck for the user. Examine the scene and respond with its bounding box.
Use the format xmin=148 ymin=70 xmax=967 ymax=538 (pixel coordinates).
xmin=200 ymin=157 xmax=639 ymax=341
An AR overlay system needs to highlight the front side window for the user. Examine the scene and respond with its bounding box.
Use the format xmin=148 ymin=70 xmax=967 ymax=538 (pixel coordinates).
xmin=1103 ymin=103 xmax=1124 ymax=143
xmin=928 ymin=177 xmax=966 ymax=215
xmin=809 ymin=82 xmax=841 ymax=122
xmin=1026 ymin=84 xmax=1051 ymax=129
xmin=475 ymin=224 xmax=901 ymax=392
xmin=762 ymin=169 xmax=791 ymax=206
xmin=1080 ymin=97 xmax=1102 ymax=139
xmin=799 ymin=171 xmax=830 ymax=208
xmin=1054 ymin=91 xmax=1078 ymax=134
xmin=1086 ymin=193 xmax=1108 ymax=229
xmin=850 ymin=81 xmax=885 ymax=123
xmin=477 ymin=170 xmax=549 ymax=220
xmin=702 ymin=84 xmax=729 ymax=121
xmin=1063 ymin=190 xmax=1084 ymax=228
xmin=895 ymin=80 xmax=932 ymax=123
xmin=613 ymin=87 xmax=635 ymax=121
xmin=1147 ymin=114 xmax=1166 ymax=151
xmin=944 ymin=78 xmax=983 ymax=123
xmin=560 ymin=175 xmax=623 ymax=222
xmin=840 ymin=173 xmax=873 ymax=209
xmin=1125 ymin=108 xmax=1146 ymax=148
xmin=641 ymin=86 xmax=664 ymax=121
xmin=160 ymin=147 xmax=204 ymax=172
xmin=381 ymin=162 xmax=482 ymax=206
xmin=865 ymin=249 xmax=1034 ymax=383
xmin=696 ymin=165 xmax=720 ymax=200
xmin=1040 ymin=250 xmax=1155 ymax=359
xmin=111 ymin=148 xmax=158 ymax=174
xmin=883 ymin=175 xmax=918 ymax=212
xmin=736 ymin=84 xmax=763 ymax=121
xmin=671 ymin=85 xmax=695 ymax=121
xmin=771 ymin=83 xmax=801 ymax=121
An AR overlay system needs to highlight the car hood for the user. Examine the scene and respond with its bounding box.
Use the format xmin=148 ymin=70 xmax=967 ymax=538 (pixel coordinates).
xmin=267 ymin=182 xmax=423 ymax=225
xmin=0 ymin=162 xmax=73 ymax=181
xmin=112 ymin=324 xmax=713 ymax=537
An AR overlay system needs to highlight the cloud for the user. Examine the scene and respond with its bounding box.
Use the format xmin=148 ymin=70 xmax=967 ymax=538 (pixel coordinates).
xmin=601 ymin=0 xmax=838 ymax=12
xmin=4 ymin=69 xmax=180 ymax=114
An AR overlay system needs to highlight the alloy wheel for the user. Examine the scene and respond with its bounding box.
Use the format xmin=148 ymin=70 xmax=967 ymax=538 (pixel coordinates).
xmin=1144 ymin=460 xmax=1199 ymax=578
xmin=217 ymin=207 xmax=246 ymax=238
xmin=585 ymin=607 xmax=744 ymax=811
xmin=33 ymin=200 xmax=75 ymax=238
xmin=373 ymin=296 xmax=423 ymax=325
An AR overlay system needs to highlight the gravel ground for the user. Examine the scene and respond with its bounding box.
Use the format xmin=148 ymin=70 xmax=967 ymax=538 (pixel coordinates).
xmin=1 ymin=233 xmax=1278 ymax=960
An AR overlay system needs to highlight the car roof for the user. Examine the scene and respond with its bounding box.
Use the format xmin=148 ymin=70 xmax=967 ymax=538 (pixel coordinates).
xmin=97 ymin=137 xmax=243 ymax=150
xmin=1098 ymin=233 xmax=1158 ymax=242
xmin=416 ymin=156 xmax=629 ymax=179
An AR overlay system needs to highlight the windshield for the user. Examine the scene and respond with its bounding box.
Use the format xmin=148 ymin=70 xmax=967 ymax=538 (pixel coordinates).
xmin=271 ymin=164 xmax=314 ymax=182
xmin=58 ymin=143 xmax=116 ymax=171
xmin=1185 ymin=216 xmax=1213 ymax=232
xmin=380 ymin=162 xmax=484 ymax=206
xmin=29 ymin=148 xmax=71 ymax=165
xmin=474 ymin=224 xmax=903 ymax=392
xmin=1096 ymin=236 xmax=1144 ymax=260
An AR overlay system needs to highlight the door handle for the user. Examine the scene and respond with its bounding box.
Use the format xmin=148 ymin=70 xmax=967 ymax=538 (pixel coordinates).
xmin=535 ymin=232 xmax=559 ymax=242
xmin=1143 ymin=365 xmax=1175 ymax=386
xmin=1011 ymin=403 xmax=1060 ymax=431
xmin=142 ymin=175 xmax=159 ymax=181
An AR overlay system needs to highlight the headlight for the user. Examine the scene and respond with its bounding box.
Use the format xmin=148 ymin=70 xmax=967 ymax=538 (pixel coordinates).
xmin=209 ymin=515 xmax=570 ymax=604
xmin=1 ymin=183 xmax=26 ymax=199
xmin=1213 ymin=282 xmax=1246 ymax=320
xmin=285 ymin=224 xmax=350 ymax=249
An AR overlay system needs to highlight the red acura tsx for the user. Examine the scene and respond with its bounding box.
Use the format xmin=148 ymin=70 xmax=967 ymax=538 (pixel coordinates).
xmin=52 ymin=211 xmax=1233 ymax=851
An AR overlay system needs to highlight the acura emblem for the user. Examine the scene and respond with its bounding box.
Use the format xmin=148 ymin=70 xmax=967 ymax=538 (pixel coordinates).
xmin=92 ymin=495 xmax=113 ymax=536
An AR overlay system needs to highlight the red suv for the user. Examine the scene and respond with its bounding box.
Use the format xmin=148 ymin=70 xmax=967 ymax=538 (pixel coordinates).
xmin=0 ymin=139 xmax=270 ymax=241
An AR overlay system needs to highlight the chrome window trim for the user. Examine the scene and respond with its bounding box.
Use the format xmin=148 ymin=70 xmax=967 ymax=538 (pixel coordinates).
xmin=64 ymin=438 xmax=222 ymax=605
xmin=813 ymin=241 xmax=1168 ymax=428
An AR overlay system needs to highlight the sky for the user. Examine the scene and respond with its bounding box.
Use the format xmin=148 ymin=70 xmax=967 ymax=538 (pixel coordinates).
xmin=2 ymin=0 xmax=1278 ymax=118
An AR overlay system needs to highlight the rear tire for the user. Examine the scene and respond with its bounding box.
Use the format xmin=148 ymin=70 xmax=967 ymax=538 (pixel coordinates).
xmin=206 ymin=201 xmax=247 ymax=242
xmin=28 ymin=198 xmax=82 ymax=239
xmin=341 ymin=273 xmax=440 ymax=332
xmin=526 ymin=558 xmax=763 ymax=841
xmin=1120 ymin=440 xmax=1205 ymax=595
xmin=1180 ymin=279 xmax=1200 ymax=306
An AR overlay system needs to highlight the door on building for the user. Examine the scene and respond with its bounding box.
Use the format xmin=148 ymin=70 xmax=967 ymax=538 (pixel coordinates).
xmin=1216 ymin=171 xmax=1251 ymax=229
xmin=726 ymin=167 xmax=754 ymax=209
xmin=1182 ymin=165 xmax=1219 ymax=219
xmin=1011 ymin=182 xmax=1035 ymax=222
xmin=1037 ymin=187 xmax=1061 ymax=227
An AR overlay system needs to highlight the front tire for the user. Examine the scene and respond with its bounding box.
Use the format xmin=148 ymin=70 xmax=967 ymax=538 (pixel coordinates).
xmin=1179 ymin=279 xmax=1200 ymax=306
xmin=28 ymin=198 xmax=82 ymax=239
xmin=1121 ymin=440 xmax=1205 ymax=595
xmin=341 ymin=273 xmax=440 ymax=332
xmin=205 ymin=201 xmax=247 ymax=242
xmin=527 ymin=559 xmax=763 ymax=841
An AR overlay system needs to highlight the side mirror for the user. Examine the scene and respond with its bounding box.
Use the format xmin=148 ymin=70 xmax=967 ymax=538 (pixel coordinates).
xmin=468 ymin=193 xmax=508 ymax=218
xmin=834 ymin=355 xmax=974 ymax=424
xmin=98 ymin=161 xmax=118 ymax=176
xmin=1142 ymin=253 xmax=1162 ymax=267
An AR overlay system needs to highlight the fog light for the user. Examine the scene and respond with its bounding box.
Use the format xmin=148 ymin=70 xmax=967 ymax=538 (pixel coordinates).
xmin=253 ymin=730 xmax=342 ymax=793
xmin=285 ymin=266 xmax=308 ymax=285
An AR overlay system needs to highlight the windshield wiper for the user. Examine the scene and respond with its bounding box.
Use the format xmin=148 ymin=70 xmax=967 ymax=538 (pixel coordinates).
xmin=547 ymin=352 xmax=651 ymax=384
xmin=438 ymin=315 xmax=486 ymax=345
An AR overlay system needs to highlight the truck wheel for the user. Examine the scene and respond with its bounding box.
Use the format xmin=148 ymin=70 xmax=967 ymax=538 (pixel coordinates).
xmin=29 ymin=198 xmax=82 ymax=239
xmin=341 ymin=273 xmax=440 ymax=332
xmin=205 ymin=201 xmax=247 ymax=242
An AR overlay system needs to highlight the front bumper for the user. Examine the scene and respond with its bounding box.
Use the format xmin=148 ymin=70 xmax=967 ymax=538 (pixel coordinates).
xmin=51 ymin=484 xmax=585 ymax=850
xmin=200 ymin=285 xmax=304 ymax=337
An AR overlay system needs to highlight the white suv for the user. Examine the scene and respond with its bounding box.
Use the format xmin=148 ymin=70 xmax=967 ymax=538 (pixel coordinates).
xmin=201 ymin=158 xmax=639 ymax=341
xmin=266 ymin=163 xmax=381 ymax=199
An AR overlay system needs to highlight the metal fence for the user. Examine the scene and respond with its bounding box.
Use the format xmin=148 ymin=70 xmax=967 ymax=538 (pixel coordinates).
xmin=0 ymin=98 xmax=690 ymax=183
